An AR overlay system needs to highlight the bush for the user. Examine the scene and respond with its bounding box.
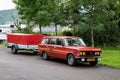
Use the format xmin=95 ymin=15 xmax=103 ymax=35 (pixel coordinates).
xmin=74 ymin=26 xmax=91 ymax=46
xmin=1 ymin=41 xmax=7 ymax=46
xmin=62 ymin=30 xmax=73 ymax=36
xmin=74 ymin=25 xmax=120 ymax=47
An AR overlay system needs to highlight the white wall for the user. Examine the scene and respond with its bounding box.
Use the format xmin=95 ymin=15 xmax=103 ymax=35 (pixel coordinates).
xmin=0 ymin=33 xmax=7 ymax=40
xmin=0 ymin=25 xmax=17 ymax=40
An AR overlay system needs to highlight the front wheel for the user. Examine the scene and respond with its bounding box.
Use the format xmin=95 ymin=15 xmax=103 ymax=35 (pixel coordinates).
xmin=89 ymin=61 xmax=98 ymax=66
xmin=67 ymin=54 xmax=76 ymax=66
xmin=41 ymin=51 xmax=49 ymax=60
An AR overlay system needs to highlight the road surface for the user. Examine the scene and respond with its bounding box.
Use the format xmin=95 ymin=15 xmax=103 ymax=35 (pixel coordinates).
xmin=0 ymin=46 xmax=120 ymax=80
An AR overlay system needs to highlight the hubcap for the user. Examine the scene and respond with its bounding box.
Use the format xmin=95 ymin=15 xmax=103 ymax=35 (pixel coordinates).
xmin=43 ymin=53 xmax=47 ymax=59
xmin=68 ymin=56 xmax=74 ymax=65
xmin=12 ymin=47 xmax=15 ymax=53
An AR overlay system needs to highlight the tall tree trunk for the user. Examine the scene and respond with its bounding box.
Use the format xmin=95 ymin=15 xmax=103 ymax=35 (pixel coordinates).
xmin=55 ymin=24 xmax=57 ymax=36
xmin=39 ymin=24 xmax=42 ymax=34
xmin=90 ymin=2 xmax=95 ymax=47
xmin=73 ymin=26 xmax=75 ymax=36
xmin=15 ymin=20 xmax=22 ymax=30
xmin=27 ymin=21 xmax=31 ymax=33
xmin=91 ymin=26 xmax=94 ymax=47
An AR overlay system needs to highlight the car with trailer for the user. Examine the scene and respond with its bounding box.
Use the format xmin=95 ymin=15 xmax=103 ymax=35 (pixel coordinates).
xmin=38 ymin=36 xmax=101 ymax=66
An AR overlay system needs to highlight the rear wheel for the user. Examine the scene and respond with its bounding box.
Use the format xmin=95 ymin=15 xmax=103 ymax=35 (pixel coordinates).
xmin=67 ymin=54 xmax=76 ymax=66
xmin=89 ymin=61 xmax=98 ymax=66
xmin=11 ymin=46 xmax=18 ymax=54
xmin=41 ymin=51 xmax=49 ymax=60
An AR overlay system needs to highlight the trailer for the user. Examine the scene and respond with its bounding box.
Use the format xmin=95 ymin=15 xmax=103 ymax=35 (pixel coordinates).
xmin=7 ymin=33 xmax=43 ymax=54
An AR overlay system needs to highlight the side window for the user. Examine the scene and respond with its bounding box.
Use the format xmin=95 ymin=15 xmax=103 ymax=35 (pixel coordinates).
xmin=41 ymin=38 xmax=48 ymax=44
xmin=48 ymin=38 xmax=56 ymax=45
xmin=10 ymin=25 xmax=14 ymax=28
xmin=56 ymin=38 xmax=63 ymax=46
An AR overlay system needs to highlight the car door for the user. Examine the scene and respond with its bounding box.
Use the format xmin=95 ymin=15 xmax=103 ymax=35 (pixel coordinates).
xmin=47 ymin=38 xmax=57 ymax=57
xmin=52 ymin=38 xmax=67 ymax=59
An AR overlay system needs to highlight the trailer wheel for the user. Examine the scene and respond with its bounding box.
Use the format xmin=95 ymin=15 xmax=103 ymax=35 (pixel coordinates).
xmin=33 ymin=51 xmax=38 ymax=55
xmin=11 ymin=46 xmax=18 ymax=54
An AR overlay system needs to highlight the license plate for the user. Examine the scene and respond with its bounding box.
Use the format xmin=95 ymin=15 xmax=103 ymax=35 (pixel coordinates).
xmin=87 ymin=58 xmax=95 ymax=61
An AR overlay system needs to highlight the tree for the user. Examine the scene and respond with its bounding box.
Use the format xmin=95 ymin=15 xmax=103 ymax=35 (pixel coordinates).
xmin=50 ymin=0 xmax=64 ymax=36
xmin=102 ymin=0 xmax=120 ymax=46
xmin=33 ymin=0 xmax=54 ymax=34
xmin=79 ymin=0 xmax=110 ymax=47
xmin=62 ymin=0 xmax=82 ymax=35
xmin=11 ymin=14 xmax=22 ymax=30
xmin=74 ymin=0 xmax=120 ymax=47
xmin=13 ymin=0 xmax=60 ymax=34
xmin=13 ymin=0 xmax=37 ymax=33
xmin=41 ymin=0 xmax=67 ymax=36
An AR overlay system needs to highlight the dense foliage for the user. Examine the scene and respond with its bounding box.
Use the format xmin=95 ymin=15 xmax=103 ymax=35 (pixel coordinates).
xmin=13 ymin=0 xmax=120 ymax=47
xmin=74 ymin=0 xmax=120 ymax=47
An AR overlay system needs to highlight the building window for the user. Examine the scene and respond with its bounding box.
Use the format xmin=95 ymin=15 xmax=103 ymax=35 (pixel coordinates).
xmin=10 ymin=25 xmax=14 ymax=28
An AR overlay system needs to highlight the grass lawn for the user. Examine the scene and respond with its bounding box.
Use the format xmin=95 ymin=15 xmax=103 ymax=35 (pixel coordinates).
xmin=99 ymin=50 xmax=120 ymax=69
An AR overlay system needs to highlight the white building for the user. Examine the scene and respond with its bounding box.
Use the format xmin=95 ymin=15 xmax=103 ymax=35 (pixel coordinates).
xmin=0 ymin=24 xmax=17 ymax=41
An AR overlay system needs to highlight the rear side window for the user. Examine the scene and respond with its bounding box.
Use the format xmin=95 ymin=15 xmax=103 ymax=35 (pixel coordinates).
xmin=41 ymin=38 xmax=48 ymax=44
xmin=48 ymin=38 xmax=56 ymax=45
xmin=56 ymin=38 xmax=63 ymax=46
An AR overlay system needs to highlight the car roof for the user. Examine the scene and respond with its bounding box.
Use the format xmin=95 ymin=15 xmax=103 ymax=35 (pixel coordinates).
xmin=43 ymin=36 xmax=80 ymax=39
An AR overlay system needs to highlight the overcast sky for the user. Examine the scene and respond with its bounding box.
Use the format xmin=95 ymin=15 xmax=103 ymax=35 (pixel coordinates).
xmin=0 ymin=0 xmax=15 ymax=11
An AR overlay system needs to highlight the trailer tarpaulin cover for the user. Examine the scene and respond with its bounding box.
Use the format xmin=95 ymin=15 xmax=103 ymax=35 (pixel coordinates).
xmin=7 ymin=33 xmax=43 ymax=45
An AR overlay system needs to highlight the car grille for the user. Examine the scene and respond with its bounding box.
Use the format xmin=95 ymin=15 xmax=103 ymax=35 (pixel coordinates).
xmin=86 ymin=51 xmax=95 ymax=56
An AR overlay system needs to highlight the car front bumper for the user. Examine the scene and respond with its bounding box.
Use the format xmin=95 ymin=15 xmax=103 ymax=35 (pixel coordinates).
xmin=75 ymin=57 xmax=101 ymax=62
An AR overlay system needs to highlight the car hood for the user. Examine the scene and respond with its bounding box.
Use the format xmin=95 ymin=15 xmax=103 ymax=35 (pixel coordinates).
xmin=65 ymin=46 xmax=101 ymax=52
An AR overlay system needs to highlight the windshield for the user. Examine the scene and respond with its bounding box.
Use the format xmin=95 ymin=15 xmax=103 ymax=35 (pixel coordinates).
xmin=64 ymin=38 xmax=86 ymax=46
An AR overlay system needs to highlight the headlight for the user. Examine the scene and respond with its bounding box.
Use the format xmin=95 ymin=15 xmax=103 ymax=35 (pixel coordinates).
xmin=79 ymin=52 xmax=86 ymax=56
xmin=95 ymin=52 xmax=100 ymax=55
xmin=82 ymin=52 xmax=86 ymax=55
xmin=79 ymin=52 xmax=83 ymax=55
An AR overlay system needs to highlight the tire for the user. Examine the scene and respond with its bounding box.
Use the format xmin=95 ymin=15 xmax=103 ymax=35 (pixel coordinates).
xmin=67 ymin=54 xmax=76 ymax=66
xmin=33 ymin=51 xmax=38 ymax=55
xmin=41 ymin=51 xmax=49 ymax=60
xmin=11 ymin=46 xmax=18 ymax=54
xmin=89 ymin=61 xmax=98 ymax=66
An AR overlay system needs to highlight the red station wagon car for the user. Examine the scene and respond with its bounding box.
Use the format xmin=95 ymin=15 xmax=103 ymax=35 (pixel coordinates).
xmin=38 ymin=36 xmax=101 ymax=66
